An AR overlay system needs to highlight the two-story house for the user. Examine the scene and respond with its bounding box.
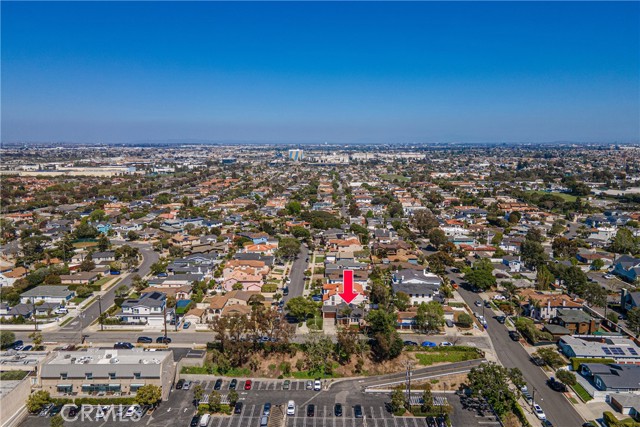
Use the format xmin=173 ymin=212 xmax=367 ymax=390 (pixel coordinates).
xmin=391 ymin=269 xmax=442 ymax=306
xmin=118 ymin=291 xmax=168 ymax=326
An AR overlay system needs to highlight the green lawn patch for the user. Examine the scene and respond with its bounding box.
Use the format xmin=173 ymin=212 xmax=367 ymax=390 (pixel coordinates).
xmin=571 ymin=383 xmax=593 ymax=402
xmin=525 ymin=190 xmax=577 ymax=202
xmin=381 ymin=174 xmax=411 ymax=182
xmin=59 ymin=317 xmax=74 ymax=327
xmin=0 ymin=371 xmax=28 ymax=380
xmin=306 ymin=316 xmax=323 ymax=330
xmin=314 ymin=256 xmax=325 ymax=263
xmin=92 ymin=276 xmax=113 ymax=288
xmin=414 ymin=347 xmax=483 ymax=366
xmin=71 ymin=296 xmax=88 ymax=304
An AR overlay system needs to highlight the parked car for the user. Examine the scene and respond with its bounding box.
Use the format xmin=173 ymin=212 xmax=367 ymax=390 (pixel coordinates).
xmin=214 ymin=379 xmax=222 ymax=390
xmin=334 ymin=403 xmax=343 ymax=417
xmin=125 ymin=405 xmax=141 ymax=418
xmin=12 ymin=340 xmax=24 ymax=350
xmin=183 ymin=321 xmax=191 ymax=329
xmin=547 ymin=377 xmax=567 ymax=392
xmin=508 ymin=331 xmax=520 ymax=341
xmin=283 ymin=287 xmax=289 ymax=296
xmin=259 ymin=415 xmax=268 ymax=427
xmin=183 ymin=380 xmax=191 ymax=390
xmin=403 ymin=340 xmax=418 ymax=346
xmin=287 ymin=400 xmax=295 ymax=415
xmin=137 ymin=336 xmax=153 ymax=344
xmin=542 ymin=420 xmax=554 ymax=427
xmin=67 ymin=406 xmax=80 ymax=418
xmin=156 ymin=336 xmax=171 ymax=344
xmin=474 ymin=300 xmax=482 ymax=307
xmin=496 ymin=315 xmax=506 ymax=324
xmin=531 ymin=356 xmax=545 ymax=366
xmin=114 ymin=342 xmax=133 ymax=349
xmin=38 ymin=403 xmax=54 ymax=417
xmin=436 ymin=416 xmax=447 ymax=427
xmin=229 ymin=379 xmax=237 ymax=390
xmin=244 ymin=379 xmax=252 ymax=390
xmin=307 ymin=404 xmax=315 ymax=417
xmin=233 ymin=402 xmax=243 ymax=415
xmin=533 ymin=403 xmax=546 ymax=420
xmin=48 ymin=404 xmax=63 ymax=417
xmin=354 ymin=405 xmax=363 ymax=418
xmin=426 ymin=416 xmax=437 ymax=427
xmin=306 ymin=380 xmax=313 ymax=390
xmin=604 ymin=274 xmax=614 ymax=279
xmin=314 ymin=379 xmax=322 ymax=391
xmin=22 ymin=345 xmax=33 ymax=351
xmin=445 ymin=319 xmax=454 ymax=327
xmin=190 ymin=415 xmax=200 ymax=427
xmin=283 ymin=380 xmax=290 ymax=390
xmin=176 ymin=379 xmax=185 ymax=389
xmin=440 ymin=341 xmax=452 ymax=347
xmin=421 ymin=341 xmax=437 ymax=347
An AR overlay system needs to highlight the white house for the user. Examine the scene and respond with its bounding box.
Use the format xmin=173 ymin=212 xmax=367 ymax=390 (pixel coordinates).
xmin=20 ymin=286 xmax=75 ymax=305
xmin=118 ymin=291 xmax=168 ymax=326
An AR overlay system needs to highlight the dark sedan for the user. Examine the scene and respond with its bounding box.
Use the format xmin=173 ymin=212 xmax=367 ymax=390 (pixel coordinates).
xmin=137 ymin=336 xmax=153 ymax=344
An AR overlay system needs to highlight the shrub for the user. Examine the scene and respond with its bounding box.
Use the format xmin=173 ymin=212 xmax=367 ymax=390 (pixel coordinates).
xmin=457 ymin=313 xmax=473 ymax=328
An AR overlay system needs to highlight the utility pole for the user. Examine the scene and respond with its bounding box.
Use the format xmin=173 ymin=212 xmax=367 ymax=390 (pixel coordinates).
xmin=163 ymin=304 xmax=168 ymax=339
xmin=98 ymin=295 xmax=104 ymax=331
xmin=402 ymin=359 xmax=414 ymax=409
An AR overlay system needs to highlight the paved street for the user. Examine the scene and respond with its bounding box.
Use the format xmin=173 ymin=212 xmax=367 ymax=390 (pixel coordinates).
xmin=284 ymin=244 xmax=309 ymax=303
xmin=13 ymin=243 xmax=159 ymax=344
xmin=446 ymin=269 xmax=585 ymax=427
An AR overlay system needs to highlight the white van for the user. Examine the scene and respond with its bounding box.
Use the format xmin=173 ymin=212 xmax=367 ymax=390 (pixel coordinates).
xmin=199 ymin=413 xmax=210 ymax=426
xmin=55 ymin=307 xmax=68 ymax=315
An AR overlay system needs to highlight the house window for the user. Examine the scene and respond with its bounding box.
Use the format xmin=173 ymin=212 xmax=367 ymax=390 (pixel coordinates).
xmin=133 ymin=372 xmax=141 ymax=379
xmin=109 ymin=372 xmax=116 ymax=379
xmin=85 ymin=373 xmax=93 ymax=380
xmin=60 ymin=373 xmax=67 ymax=380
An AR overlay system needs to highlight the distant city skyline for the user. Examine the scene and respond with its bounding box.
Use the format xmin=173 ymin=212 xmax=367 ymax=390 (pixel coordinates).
xmin=2 ymin=1 xmax=639 ymax=144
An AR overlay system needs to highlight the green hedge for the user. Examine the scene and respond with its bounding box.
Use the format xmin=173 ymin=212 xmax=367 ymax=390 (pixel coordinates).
xmin=571 ymin=357 xmax=615 ymax=371
xmin=512 ymin=403 xmax=532 ymax=427
xmin=261 ymin=283 xmax=278 ymax=293
xmin=603 ymin=411 xmax=640 ymax=427
xmin=74 ymin=397 xmax=137 ymax=406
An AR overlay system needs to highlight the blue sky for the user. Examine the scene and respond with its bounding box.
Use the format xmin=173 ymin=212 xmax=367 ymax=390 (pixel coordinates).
xmin=2 ymin=1 xmax=639 ymax=144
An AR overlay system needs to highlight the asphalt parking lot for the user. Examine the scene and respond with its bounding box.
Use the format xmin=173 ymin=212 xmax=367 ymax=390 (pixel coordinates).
xmin=21 ymin=378 xmax=497 ymax=427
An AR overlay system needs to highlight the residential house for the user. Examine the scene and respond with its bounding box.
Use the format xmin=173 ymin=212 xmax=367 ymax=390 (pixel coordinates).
xmin=580 ymin=363 xmax=640 ymax=394
xmin=20 ymin=286 xmax=75 ymax=305
xmin=549 ymin=309 xmax=600 ymax=335
xmin=59 ymin=272 xmax=100 ymax=285
xmin=391 ymin=269 xmax=442 ymax=305
xmin=558 ymin=336 xmax=640 ymax=363
xmin=518 ymin=289 xmax=585 ymax=320
xmin=614 ymin=256 xmax=640 ymax=284
xmin=118 ymin=291 xmax=168 ymax=326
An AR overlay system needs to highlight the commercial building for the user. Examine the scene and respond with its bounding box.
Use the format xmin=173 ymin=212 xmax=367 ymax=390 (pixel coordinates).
xmin=40 ymin=348 xmax=175 ymax=400
xmin=288 ymin=149 xmax=303 ymax=161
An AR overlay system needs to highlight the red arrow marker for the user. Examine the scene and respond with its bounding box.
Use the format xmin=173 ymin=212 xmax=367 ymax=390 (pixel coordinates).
xmin=339 ymin=269 xmax=359 ymax=304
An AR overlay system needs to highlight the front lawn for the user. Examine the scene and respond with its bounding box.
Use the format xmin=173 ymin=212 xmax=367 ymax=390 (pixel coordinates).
xmin=413 ymin=347 xmax=483 ymax=366
xmin=571 ymin=383 xmax=593 ymax=402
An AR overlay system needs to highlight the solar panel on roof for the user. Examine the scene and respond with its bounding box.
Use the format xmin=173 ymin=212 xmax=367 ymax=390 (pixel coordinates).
xmin=628 ymin=348 xmax=638 ymax=355
xmin=603 ymin=347 xmax=612 ymax=355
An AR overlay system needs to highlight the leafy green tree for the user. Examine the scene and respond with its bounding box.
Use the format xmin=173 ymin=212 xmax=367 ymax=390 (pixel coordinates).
xmin=394 ymin=292 xmax=411 ymax=311
xmin=50 ymin=414 xmax=64 ymax=427
xmin=521 ymin=239 xmax=547 ymax=269
xmin=555 ymin=369 xmax=577 ymax=386
xmin=79 ymin=256 xmax=95 ymax=272
xmin=134 ymin=384 xmax=162 ymax=406
xmin=428 ymin=228 xmax=447 ymax=249
xmin=277 ymin=237 xmax=301 ymax=260
xmin=29 ymin=331 xmax=43 ymax=350
xmin=366 ymin=309 xmax=403 ymax=361
xmin=208 ymin=391 xmax=221 ymax=412
xmin=193 ymin=384 xmax=204 ymax=402
xmin=285 ymin=201 xmax=302 ymax=216
xmin=228 ymin=389 xmax=239 ymax=406
xmin=411 ymin=210 xmax=439 ymax=236
xmin=534 ymin=348 xmax=565 ymax=369
xmin=303 ymin=334 xmax=335 ymax=375
xmin=27 ymin=390 xmax=51 ymax=413
xmin=285 ymin=296 xmax=318 ymax=320
xmin=465 ymin=259 xmax=496 ymax=291
xmin=415 ymin=301 xmax=445 ymax=334
xmin=97 ymin=234 xmax=111 ymax=251
xmin=390 ymin=388 xmax=406 ymax=413
xmin=468 ymin=363 xmax=522 ymax=417
xmin=583 ymin=282 xmax=607 ymax=308
xmin=627 ymin=307 xmax=640 ymax=337
xmin=591 ymin=259 xmax=605 ymax=271
xmin=291 ymin=226 xmax=311 ymax=239
xmin=535 ymin=265 xmax=554 ymax=291
xmin=607 ymin=311 xmax=619 ymax=324
xmin=421 ymin=384 xmax=433 ymax=412
xmin=74 ymin=221 xmax=99 ymax=239
xmin=552 ymin=237 xmax=578 ymax=259
xmin=610 ymin=228 xmax=638 ymax=255
xmin=457 ymin=313 xmax=473 ymax=328
xmin=1 ymin=331 xmax=15 ymax=349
